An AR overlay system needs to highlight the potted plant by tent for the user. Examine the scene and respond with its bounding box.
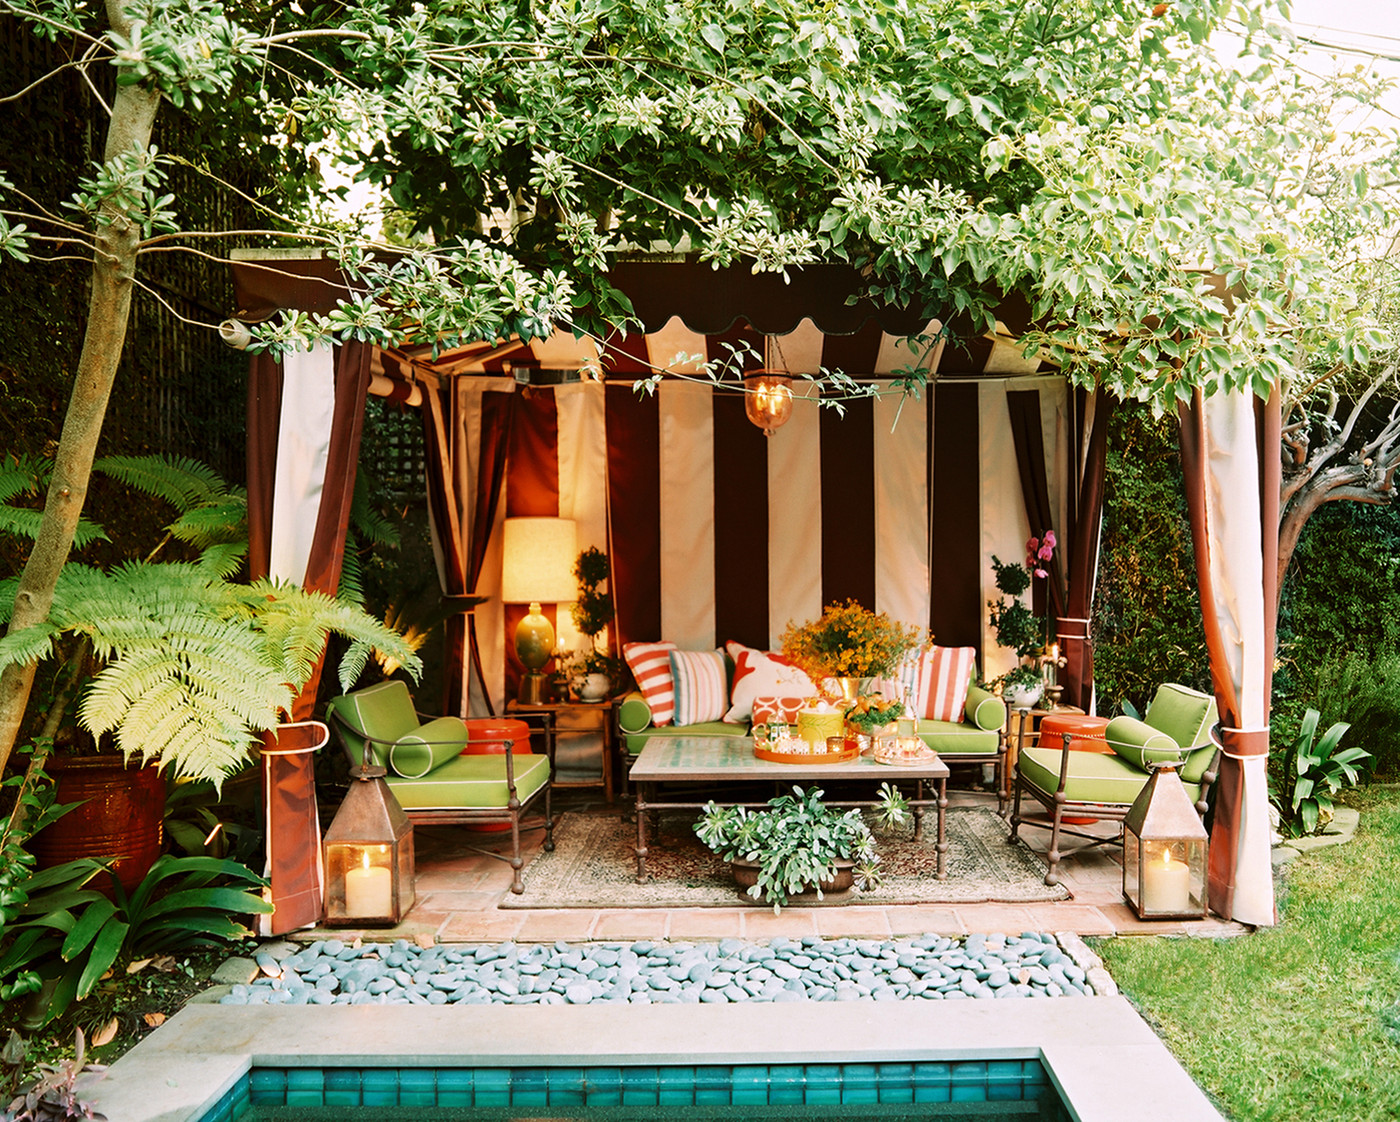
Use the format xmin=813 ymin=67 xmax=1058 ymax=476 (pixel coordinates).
xmin=0 ymin=456 xmax=419 ymax=889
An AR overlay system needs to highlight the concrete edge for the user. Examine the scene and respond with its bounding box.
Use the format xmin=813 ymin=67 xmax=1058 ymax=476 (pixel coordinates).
xmin=101 ymin=997 xmax=1223 ymax=1122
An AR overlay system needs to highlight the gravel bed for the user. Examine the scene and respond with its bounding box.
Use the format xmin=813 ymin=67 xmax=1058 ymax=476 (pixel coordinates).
xmin=219 ymin=933 xmax=1101 ymax=1006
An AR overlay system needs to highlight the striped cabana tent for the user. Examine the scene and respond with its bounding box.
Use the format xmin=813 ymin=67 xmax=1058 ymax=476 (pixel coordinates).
xmin=227 ymin=254 xmax=1147 ymax=932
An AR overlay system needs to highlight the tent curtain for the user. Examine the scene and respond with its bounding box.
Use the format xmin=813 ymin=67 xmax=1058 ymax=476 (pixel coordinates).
xmin=1179 ymin=385 xmax=1280 ymax=927
xmin=419 ymin=384 xmax=515 ymax=716
xmin=247 ymin=340 xmax=371 ymax=934
xmin=1060 ymin=388 xmax=1114 ymax=712
xmin=1006 ymin=387 xmax=1112 ymax=711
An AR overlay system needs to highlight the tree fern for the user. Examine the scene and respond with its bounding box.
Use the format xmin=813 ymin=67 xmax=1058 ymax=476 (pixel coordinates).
xmin=0 ymin=456 xmax=106 ymax=547
xmin=4 ymin=562 xmax=420 ymax=784
xmin=92 ymin=455 xmax=230 ymax=512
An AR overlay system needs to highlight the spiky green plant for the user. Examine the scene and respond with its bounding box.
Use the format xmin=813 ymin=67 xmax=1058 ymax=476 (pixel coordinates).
xmin=0 ymin=562 xmax=420 ymax=784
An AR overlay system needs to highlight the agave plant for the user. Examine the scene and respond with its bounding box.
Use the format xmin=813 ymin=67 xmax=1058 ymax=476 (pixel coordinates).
xmin=1274 ymin=708 xmax=1372 ymax=837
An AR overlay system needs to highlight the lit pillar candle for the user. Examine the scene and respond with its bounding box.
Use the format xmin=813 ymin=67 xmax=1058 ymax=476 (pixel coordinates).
xmin=1141 ymin=847 xmax=1191 ymax=914
xmin=344 ymin=849 xmax=393 ymax=917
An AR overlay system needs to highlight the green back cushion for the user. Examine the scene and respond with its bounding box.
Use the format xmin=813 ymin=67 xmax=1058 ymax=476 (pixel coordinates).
xmin=1105 ymin=714 xmax=1182 ymax=770
xmin=964 ymin=685 xmax=1006 ymax=732
xmin=329 ymin=681 xmax=420 ymax=767
xmin=1144 ymin=683 xmax=1217 ymax=750
xmin=388 ymin=716 xmax=471 ymax=778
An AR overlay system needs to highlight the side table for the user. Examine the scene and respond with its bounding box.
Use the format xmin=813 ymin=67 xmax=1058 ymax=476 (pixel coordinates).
xmin=506 ymin=699 xmax=616 ymax=802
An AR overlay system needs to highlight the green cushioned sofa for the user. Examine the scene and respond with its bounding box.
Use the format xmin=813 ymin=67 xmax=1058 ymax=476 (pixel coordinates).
xmin=1009 ymin=682 xmax=1221 ymax=886
xmin=326 ymin=681 xmax=554 ymax=893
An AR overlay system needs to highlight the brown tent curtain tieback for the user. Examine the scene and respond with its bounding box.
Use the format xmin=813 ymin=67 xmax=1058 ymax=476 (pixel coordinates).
xmin=1219 ymin=726 xmax=1270 ymax=759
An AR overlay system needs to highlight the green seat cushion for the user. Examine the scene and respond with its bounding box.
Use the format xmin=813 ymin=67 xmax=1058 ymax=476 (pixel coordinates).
xmin=327 ymin=681 xmax=420 ymax=768
xmin=622 ymin=720 xmax=746 ymax=757
xmin=964 ymin=685 xmax=1006 ymax=732
xmin=385 ymin=753 xmax=551 ymax=810
xmin=916 ymin=719 xmax=1000 ymax=756
xmin=1018 ymin=746 xmax=1202 ymax=806
xmin=1179 ymin=741 xmax=1218 ymax=785
xmin=1143 ymin=683 xmax=1217 ymax=750
xmin=1105 ymin=715 xmax=1182 ymax=770
xmin=389 ymin=716 xmax=471 ymax=778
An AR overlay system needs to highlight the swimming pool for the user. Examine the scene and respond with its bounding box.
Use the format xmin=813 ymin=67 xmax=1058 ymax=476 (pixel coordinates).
xmin=98 ymin=999 xmax=1225 ymax=1122
xmin=197 ymin=1058 xmax=1071 ymax=1120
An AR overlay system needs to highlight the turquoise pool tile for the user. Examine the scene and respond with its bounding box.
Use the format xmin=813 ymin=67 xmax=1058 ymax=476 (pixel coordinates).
xmin=1022 ymin=1059 xmax=1050 ymax=1088
xmin=877 ymin=1062 xmax=915 ymax=1103
xmin=842 ymin=1064 xmax=879 ymax=1104
xmin=986 ymin=1059 xmax=1026 ymax=1101
xmin=912 ymin=1061 xmax=952 ymax=1102
xmin=657 ymin=1066 xmax=695 ymax=1106
xmin=767 ymin=1064 xmax=805 ymax=1104
xmin=583 ymin=1066 xmax=622 ymax=1106
xmin=620 ymin=1065 xmax=660 ymax=1105
xmin=361 ymin=1069 xmax=399 ymax=1107
xmin=323 ymin=1068 xmax=361 ymax=1107
xmin=248 ymin=1068 xmax=286 ymax=1104
xmin=474 ymin=1068 xmax=511 ymax=1107
xmin=694 ymin=1065 xmax=731 ymax=1105
xmin=729 ymin=1065 xmax=769 ymax=1105
xmin=398 ymin=1068 xmax=436 ymax=1107
xmin=513 ymin=1067 xmax=549 ymax=1106
xmin=437 ymin=1069 xmax=474 ymax=1107
xmin=547 ymin=1066 xmax=587 ymax=1106
xmin=804 ymin=1064 xmax=843 ymax=1104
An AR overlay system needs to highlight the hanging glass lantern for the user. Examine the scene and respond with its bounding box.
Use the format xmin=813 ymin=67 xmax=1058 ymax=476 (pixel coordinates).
xmin=323 ymin=747 xmax=415 ymax=926
xmin=744 ymin=372 xmax=794 ymax=436
xmin=1122 ymin=761 xmax=1209 ymax=920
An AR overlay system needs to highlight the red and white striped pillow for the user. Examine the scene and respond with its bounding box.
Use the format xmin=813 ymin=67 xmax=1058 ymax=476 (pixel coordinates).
xmin=623 ymin=640 xmax=678 ymax=726
xmin=914 ymin=645 xmax=977 ymax=723
xmin=670 ymin=649 xmax=729 ymax=726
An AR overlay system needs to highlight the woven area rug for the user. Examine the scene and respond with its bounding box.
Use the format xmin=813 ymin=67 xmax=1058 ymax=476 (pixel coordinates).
xmin=502 ymin=806 xmax=1069 ymax=908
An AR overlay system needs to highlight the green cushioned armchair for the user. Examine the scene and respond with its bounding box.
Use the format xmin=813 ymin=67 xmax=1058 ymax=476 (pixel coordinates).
xmin=1009 ymin=682 xmax=1221 ymax=886
xmin=915 ymin=683 xmax=1008 ymax=809
xmin=326 ymin=681 xmax=554 ymax=893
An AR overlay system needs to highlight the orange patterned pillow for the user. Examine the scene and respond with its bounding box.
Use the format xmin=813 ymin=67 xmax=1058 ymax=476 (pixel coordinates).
xmin=622 ymin=640 xmax=678 ymax=726
xmin=914 ymin=645 xmax=977 ymax=723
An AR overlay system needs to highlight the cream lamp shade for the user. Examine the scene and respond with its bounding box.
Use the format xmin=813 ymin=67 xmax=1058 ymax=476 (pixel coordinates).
xmin=501 ymin=517 xmax=578 ymax=702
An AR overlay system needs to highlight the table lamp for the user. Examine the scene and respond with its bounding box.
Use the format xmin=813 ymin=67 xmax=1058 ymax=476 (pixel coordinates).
xmin=501 ymin=516 xmax=578 ymax=703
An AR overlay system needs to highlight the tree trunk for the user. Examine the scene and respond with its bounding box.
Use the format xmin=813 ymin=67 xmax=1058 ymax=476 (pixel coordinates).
xmin=0 ymin=74 xmax=161 ymax=776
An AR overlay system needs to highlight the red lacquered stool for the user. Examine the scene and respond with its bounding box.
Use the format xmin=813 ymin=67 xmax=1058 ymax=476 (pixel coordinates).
xmin=460 ymin=719 xmax=533 ymax=831
xmin=1037 ymin=713 xmax=1111 ymax=823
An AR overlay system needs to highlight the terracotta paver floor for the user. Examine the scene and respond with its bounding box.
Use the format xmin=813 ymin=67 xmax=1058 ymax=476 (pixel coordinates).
xmin=307 ymin=785 xmax=1246 ymax=943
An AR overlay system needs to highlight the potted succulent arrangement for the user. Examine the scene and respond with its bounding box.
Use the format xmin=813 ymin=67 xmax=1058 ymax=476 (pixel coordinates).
xmin=694 ymin=784 xmax=908 ymax=911
xmin=780 ymin=599 xmax=923 ymax=702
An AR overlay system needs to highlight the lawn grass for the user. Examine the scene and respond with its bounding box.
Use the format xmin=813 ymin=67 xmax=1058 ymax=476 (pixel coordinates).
xmin=1095 ymin=785 xmax=1400 ymax=1122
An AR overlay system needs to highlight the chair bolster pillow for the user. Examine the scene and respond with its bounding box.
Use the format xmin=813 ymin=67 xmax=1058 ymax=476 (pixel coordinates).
xmin=964 ymin=685 xmax=1006 ymax=732
xmin=1105 ymin=715 xmax=1182 ymax=771
xmin=388 ymin=717 xmax=471 ymax=778
xmin=617 ymin=691 xmax=655 ymax=734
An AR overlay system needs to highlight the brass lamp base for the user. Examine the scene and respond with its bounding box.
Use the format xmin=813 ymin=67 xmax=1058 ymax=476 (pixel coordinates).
xmin=518 ymin=672 xmax=547 ymax=705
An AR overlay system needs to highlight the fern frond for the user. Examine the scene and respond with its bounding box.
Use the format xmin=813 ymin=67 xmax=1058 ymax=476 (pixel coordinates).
xmin=336 ymin=544 xmax=366 ymax=609
xmin=336 ymin=640 xmax=373 ymax=690
xmin=350 ymin=478 xmax=400 ymax=547
xmin=193 ymin=542 xmax=249 ymax=579
xmin=0 ymin=506 xmax=107 ymax=548
xmin=0 ymin=623 xmax=59 ymax=671
xmin=168 ymin=499 xmax=248 ymax=550
xmin=93 ymin=455 xmax=228 ymax=513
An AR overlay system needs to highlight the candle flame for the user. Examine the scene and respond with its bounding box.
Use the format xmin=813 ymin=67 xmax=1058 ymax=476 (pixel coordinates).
xmin=361 ymin=850 xmax=371 ymax=871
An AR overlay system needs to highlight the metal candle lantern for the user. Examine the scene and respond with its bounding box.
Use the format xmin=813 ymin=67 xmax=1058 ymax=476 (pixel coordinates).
xmin=1122 ymin=761 xmax=1209 ymax=920
xmin=323 ymin=746 xmax=415 ymax=926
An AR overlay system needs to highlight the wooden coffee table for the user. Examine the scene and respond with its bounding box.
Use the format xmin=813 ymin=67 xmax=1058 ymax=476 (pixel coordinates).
xmin=628 ymin=736 xmax=950 ymax=882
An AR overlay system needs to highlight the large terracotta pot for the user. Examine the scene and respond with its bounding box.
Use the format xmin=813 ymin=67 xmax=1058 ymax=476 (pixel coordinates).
xmin=31 ymin=754 xmax=165 ymax=896
xmin=730 ymin=858 xmax=855 ymax=903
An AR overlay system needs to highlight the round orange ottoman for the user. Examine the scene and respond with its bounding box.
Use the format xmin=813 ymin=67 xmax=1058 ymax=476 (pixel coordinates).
xmin=1036 ymin=713 xmax=1111 ymax=824
xmin=459 ymin=718 xmax=533 ymax=831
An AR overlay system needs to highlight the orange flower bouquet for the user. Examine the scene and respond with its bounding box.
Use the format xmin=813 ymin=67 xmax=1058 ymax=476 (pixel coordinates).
xmin=780 ymin=600 xmax=924 ymax=698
